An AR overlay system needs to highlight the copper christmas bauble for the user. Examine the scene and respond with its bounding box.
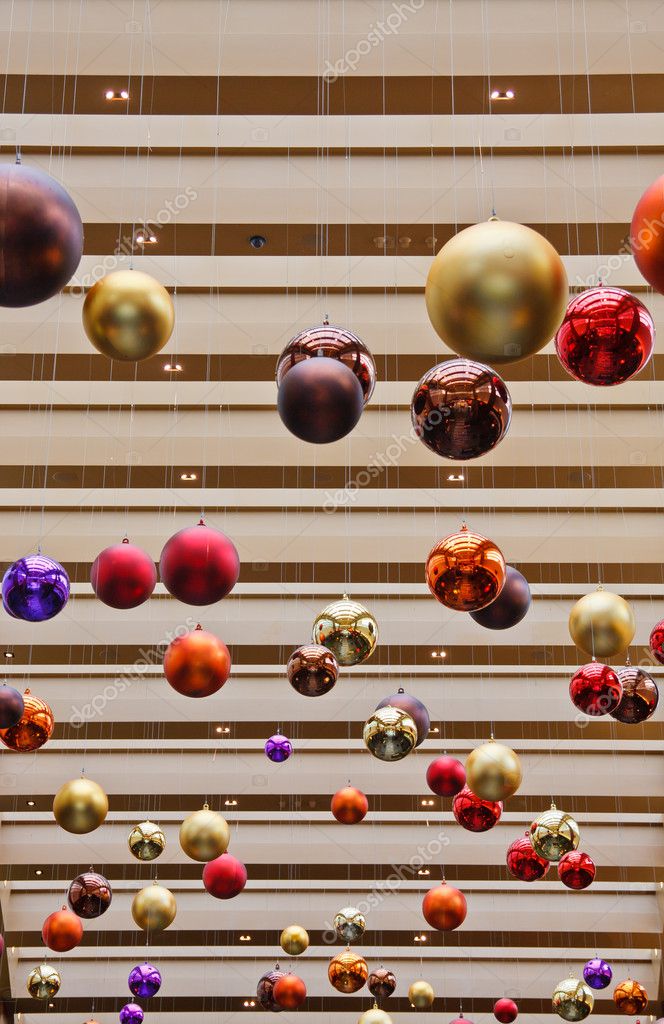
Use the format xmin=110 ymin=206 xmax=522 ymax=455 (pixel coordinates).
xmin=83 ymin=269 xmax=174 ymax=361
xmin=506 ymin=832 xmax=550 ymax=882
xmin=0 ymin=689 xmax=54 ymax=751
xmin=160 ymin=520 xmax=240 ymax=606
xmin=363 ymin=706 xmax=417 ymax=761
xmin=630 ymin=174 xmax=664 ymax=293
xmin=552 ymin=978 xmax=594 ymax=1022
xmin=41 ymin=907 xmax=83 ymax=952
xmin=276 ymin=321 xmax=376 ymax=402
xmin=131 ymin=883 xmax=176 ymax=931
xmin=530 ymin=804 xmax=580 ymax=862
xmin=164 ymin=624 xmax=231 ymax=698
xmin=425 ymin=218 xmax=568 ymax=364
xmin=90 ymin=539 xmax=157 ymax=609
xmin=53 ymin=777 xmax=108 ymax=835
xmin=426 ymin=756 xmax=466 ymax=797
xmin=375 ymin=689 xmax=430 ymax=745
xmin=368 ymin=968 xmax=396 ymax=1004
xmin=649 ymin=618 xmax=664 ymax=664
xmin=128 ymin=820 xmax=165 ymax=861
xmin=329 ymin=949 xmax=368 ymax=993
xmin=569 ymin=661 xmax=622 ymax=717
xmin=68 ymin=871 xmax=112 ymax=919
xmin=453 ymin=785 xmax=503 ymax=832
xmin=411 ymin=358 xmax=512 ymax=459
xmin=568 ymin=587 xmax=635 ymax=658
xmin=27 ymin=963 xmax=61 ymax=1000
xmin=409 ymin=980 xmax=435 ymax=1008
xmin=558 ymin=850 xmax=596 ymax=890
xmin=494 ymin=998 xmax=518 ymax=1023
xmin=421 ymin=881 xmax=467 ymax=931
xmin=426 ymin=524 xmax=506 ymax=612
xmin=465 ymin=738 xmax=522 ymax=801
xmin=313 ymin=596 xmax=377 ymax=666
xmin=257 ymin=968 xmax=286 ymax=1012
xmin=470 ymin=566 xmax=531 ymax=630
xmin=334 ymin=906 xmax=366 ymax=943
xmin=331 ymin=786 xmax=368 ymax=824
xmin=287 ymin=644 xmax=339 ymax=697
xmin=613 ymin=978 xmax=648 ymax=1015
xmin=273 ymin=973 xmax=307 ymax=1009
xmin=277 ymin=356 xmax=365 ymax=443
xmin=280 ymin=924 xmax=309 ymax=956
xmin=611 ymin=665 xmax=659 ymax=724
xmin=179 ymin=804 xmax=230 ymax=861
xmin=360 ymin=1007 xmax=393 ymax=1024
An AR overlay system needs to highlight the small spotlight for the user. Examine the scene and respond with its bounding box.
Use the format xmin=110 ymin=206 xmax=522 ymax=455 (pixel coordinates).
xmin=163 ymin=362 xmax=182 ymax=373
xmin=225 ymin=799 xmax=238 ymax=807
xmin=239 ymin=934 xmax=252 ymax=941
xmin=431 ymin=727 xmax=440 ymax=734
xmin=414 ymin=933 xmax=427 ymax=942
xmin=180 ymin=472 xmax=197 ymax=481
xmin=431 ymin=651 xmax=438 ymax=658
xmin=417 ymin=867 xmax=430 ymax=876
xmin=105 ymin=89 xmax=129 ymax=101
xmin=35 ymin=869 xmax=43 ymax=876
xmin=490 ymin=88 xmax=514 ymax=100
xmin=48 ymin=1004 xmax=54 ymax=1009
xmin=243 ymin=999 xmax=256 ymax=1007
xmin=135 ymin=229 xmax=158 ymax=246
xmin=439 ymin=650 xmax=447 ymax=659
xmin=448 ymin=473 xmax=464 ymax=482
xmin=26 ymin=800 xmax=35 ymax=807
xmin=421 ymin=798 xmax=435 ymax=807
xmin=4 ymin=651 xmax=14 ymax=659
xmin=216 ymin=725 xmax=230 ymax=734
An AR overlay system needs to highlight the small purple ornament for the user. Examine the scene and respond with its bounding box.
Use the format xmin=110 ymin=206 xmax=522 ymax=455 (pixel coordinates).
xmin=583 ymin=958 xmax=612 ymax=990
xmin=128 ymin=962 xmax=162 ymax=998
xmin=0 ymin=685 xmax=24 ymax=728
xmin=2 ymin=554 xmax=70 ymax=622
xmin=120 ymin=1003 xmax=144 ymax=1024
xmin=265 ymin=733 xmax=293 ymax=763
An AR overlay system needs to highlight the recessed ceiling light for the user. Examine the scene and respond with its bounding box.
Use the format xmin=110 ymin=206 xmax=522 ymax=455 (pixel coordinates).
xmin=431 ymin=727 xmax=440 ymax=734
xmin=105 ymin=89 xmax=129 ymax=101
xmin=431 ymin=651 xmax=438 ymax=658
xmin=225 ymin=799 xmax=238 ymax=807
xmin=239 ymin=934 xmax=252 ymax=941
xmin=26 ymin=800 xmax=35 ymax=807
xmin=4 ymin=651 xmax=14 ymax=659
xmin=216 ymin=725 xmax=230 ymax=734
xmin=48 ymin=1003 xmax=54 ymax=1009
xmin=243 ymin=999 xmax=256 ymax=1007
xmin=417 ymin=867 xmax=431 ymax=876
xmin=180 ymin=472 xmax=197 ymax=481
xmin=163 ymin=362 xmax=182 ymax=373
xmin=35 ymin=869 xmax=43 ymax=876
xmin=421 ymin=798 xmax=435 ymax=807
xmin=491 ymin=88 xmax=514 ymax=100
xmin=439 ymin=650 xmax=447 ymax=659
xmin=448 ymin=473 xmax=464 ymax=482
xmin=414 ymin=933 xmax=427 ymax=942
xmin=135 ymin=229 xmax=158 ymax=246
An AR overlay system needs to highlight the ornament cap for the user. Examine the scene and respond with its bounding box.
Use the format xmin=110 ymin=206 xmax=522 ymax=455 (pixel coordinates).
xmin=122 ymin=536 xmax=129 ymax=545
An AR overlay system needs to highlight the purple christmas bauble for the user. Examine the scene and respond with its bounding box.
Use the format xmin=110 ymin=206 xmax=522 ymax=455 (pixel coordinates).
xmin=120 ymin=1004 xmax=144 ymax=1024
xmin=2 ymin=554 xmax=70 ymax=621
xmin=0 ymin=685 xmax=24 ymax=728
xmin=128 ymin=962 xmax=162 ymax=998
xmin=265 ymin=734 xmax=293 ymax=763
xmin=583 ymin=958 xmax=612 ymax=990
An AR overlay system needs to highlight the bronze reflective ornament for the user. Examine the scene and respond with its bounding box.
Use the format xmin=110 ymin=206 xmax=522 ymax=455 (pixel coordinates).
xmin=465 ymin=738 xmax=522 ymax=801
xmin=287 ymin=644 xmax=339 ymax=697
xmin=611 ymin=665 xmax=659 ymax=724
xmin=530 ymin=804 xmax=580 ymax=862
xmin=313 ymin=596 xmax=377 ymax=666
xmin=411 ymin=358 xmax=512 ymax=460
xmin=277 ymin=356 xmax=365 ymax=444
xmin=52 ymin=777 xmax=108 ymax=835
xmin=552 ymin=977 xmax=594 ymax=1022
xmin=363 ymin=706 xmax=417 ymax=762
xmin=128 ymin=820 xmax=165 ymax=861
xmin=132 ymin=883 xmax=177 ymax=932
xmin=27 ymin=963 xmax=61 ymax=1000
xmin=426 ymin=218 xmax=568 ymax=365
xmin=276 ymin=321 xmax=376 ymax=402
xmin=569 ymin=587 xmax=636 ymax=659
xmin=83 ymin=269 xmax=174 ymax=362
xmin=179 ymin=804 xmax=230 ymax=862
xmin=368 ymin=968 xmax=396 ymax=1005
xmin=409 ymin=981 xmax=435 ymax=1009
xmin=280 ymin=924 xmax=309 ymax=956
xmin=426 ymin=523 xmax=506 ymax=612
xmin=67 ymin=871 xmax=112 ymax=919
xmin=334 ymin=906 xmax=366 ymax=943
xmin=613 ymin=979 xmax=648 ymax=1015
xmin=0 ymin=688 xmax=54 ymax=751
xmin=328 ymin=949 xmax=368 ymax=993
xmin=359 ymin=1007 xmax=393 ymax=1024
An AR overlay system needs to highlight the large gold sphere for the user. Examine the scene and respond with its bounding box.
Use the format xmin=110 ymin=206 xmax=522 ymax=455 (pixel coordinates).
xmin=313 ymin=595 xmax=377 ymax=666
xmin=530 ymin=804 xmax=580 ymax=862
xmin=363 ymin=706 xmax=417 ymax=762
xmin=465 ymin=738 xmax=522 ymax=801
xmin=334 ymin=906 xmax=366 ymax=943
xmin=426 ymin=218 xmax=568 ymax=364
xmin=280 ymin=924 xmax=309 ymax=956
xmin=552 ymin=977 xmax=594 ymax=1021
xmin=359 ymin=1006 xmax=393 ymax=1024
xmin=329 ymin=949 xmax=368 ymax=993
xmin=569 ymin=587 xmax=636 ymax=659
xmin=52 ymin=777 xmax=108 ymax=835
xmin=27 ymin=963 xmax=61 ymax=1000
xmin=409 ymin=980 xmax=435 ymax=1009
xmin=131 ymin=882 xmax=177 ymax=932
xmin=179 ymin=804 xmax=230 ymax=862
xmin=83 ymin=269 xmax=174 ymax=362
xmin=128 ymin=820 xmax=165 ymax=861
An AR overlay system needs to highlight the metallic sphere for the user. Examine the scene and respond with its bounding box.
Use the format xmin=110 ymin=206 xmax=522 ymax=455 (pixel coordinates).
xmin=128 ymin=820 xmax=166 ymax=861
xmin=328 ymin=950 xmax=368 ymax=993
xmin=426 ymin=524 xmax=506 ymax=612
xmin=131 ymin=883 xmax=177 ymax=932
xmin=469 ymin=566 xmax=531 ymax=630
xmin=287 ymin=644 xmax=339 ymax=697
xmin=334 ymin=906 xmax=366 ymax=944
xmin=280 ymin=924 xmax=309 ymax=956
xmin=277 ymin=321 xmax=376 ymax=402
xmin=313 ymin=596 xmax=377 ymax=666
xmin=363 ymin=706 xmax=417 ymax=762
xmin=277 ymin=356 xmax=365 ymax=444
xmin=83 ymin=269 xmax=174 ymax=361
xmin=552 ymin=978 xmax=594 ymax=1022
xmin=530 ymin=804 xmax=580 ymax=862
xmin=53 ymin=777 xmax=108 ymax=835
xmin=409 ymin=980 xmax=435 ymax=1009
xmin=27 ymin=963 xmax=61 ymax=1000
xmin=568 ymin=587 xmax=636 ymax=658
xmin=465 ymin=739 xmax=522 ymax=801
xmin=179 ymin=805 xmax=230 ymax=862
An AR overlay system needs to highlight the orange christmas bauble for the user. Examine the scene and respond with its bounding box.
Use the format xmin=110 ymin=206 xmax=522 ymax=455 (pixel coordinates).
xmin=0 ymin=689 xmax=54 ymax=751
xmin=273 ymin=973 xmax=307 ymax=1009
xmin=630 ymin=175 xmax=664 ymax=293
xmin=328 ymin=949 xmax=368 ymax=993
xmin=41 ymin=906 xmax=83 ymax=952
xmin=425 ymin=523 xmax=506 ymax=612
xmin=422 ymin=881 xmax=467 ymax=931
xmin=163 ymin=624 xmax=231 ymax=698
xmin=331 ymin=785 xmax=368 ymax=824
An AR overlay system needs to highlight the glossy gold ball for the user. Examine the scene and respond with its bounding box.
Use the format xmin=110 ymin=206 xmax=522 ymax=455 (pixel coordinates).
xmin=179 ymin=804 xmax=230 ymax=862
xmin=465 ymin=739 xmax=522 ymax=801
xmin=426 ymin=218 xmax=568 ymax=364
xmin=131 ymin=883 xmax=177 ymax=932
xmin=334 ymin=906 xmax=366 ymax=943
xmin=27 ymin=963 xmax=61 ymax=1000
xmin=83 ymin=269 xmax=174 ymax=362
xmin=53 ymin=777 xmax=108 ymax=835
xmin=409 ymin=980 xmax=435 ymax=1009
xmin=552 ymin=977 xmax=594 ymax=1021
xmin=359 ymin=1007 xmax=393 ymax=1024
xmin=530 ymin=804 xmax=580 ymax=862
xmin=128 ymin=820 xmax=165 ymax=861
xmin=329 ymin=949 xmax=368 ymax=993
xmin=363 ymin=706 xmax=417 ymax=762
xmin=569 ymin=587 xmax=636 ymax=658
xmin=280 ymin=924 xmax=309 ymax=956
xmin=313 ymin=596 xmax=377 ymax=666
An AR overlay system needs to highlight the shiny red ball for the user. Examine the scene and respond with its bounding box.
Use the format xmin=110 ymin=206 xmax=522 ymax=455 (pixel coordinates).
xmin=203 ymin=853 xmax=247 ymax=900
xmin=331 ymin=786 xmax=368 ymax=824
xmin=91 ymin=539 xmax=157 ymax=609
xmin=630 ymin=175 xmax=664 ymax=294
xmin=426 ymin=756 xmax=466 ymax=797
xmin=555 ymin=287 xmax=654 ymax=386
xmin=273 ymin=974 xmax=307 ymax=1010
xmin=160 ymin=520 xmax=240 ymax=606
xmin=558 ymin=850 xmax=596 ymax=890
xmin=506 ymin=832 xmax=550 ymax=882
xmin=42 ymin=907 xmax=83 ymax=951
xmin=569 ymin=662 xmax=622 ymax=717
xmin=649 ymin=619 xmax=664 ymax=665
xmin=453 ymin=785 xmax=502 ymax=832
xmin=163 ymin=625 xmax=231 ymax=698
xmin=611 ymin=666 xmax=659 ymax=724
xmin=494 ymin=998 xmax=519 ymax=1023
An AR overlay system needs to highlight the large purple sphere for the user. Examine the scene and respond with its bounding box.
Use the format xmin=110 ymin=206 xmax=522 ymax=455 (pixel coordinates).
xmin=120 ymin=1004 xmax=144 ymax=1024
xmin=265 ymin=734 xmax=293 ymax=763
xmin=2 ymin=554 xmax=70 ymax=621
xmin=0 ymin=685 xmax=24 ymax=728
xmin=583 ymin=958 xmax=612 ymax=990
xmin=128 ymin=962 xmax=162 ymax=998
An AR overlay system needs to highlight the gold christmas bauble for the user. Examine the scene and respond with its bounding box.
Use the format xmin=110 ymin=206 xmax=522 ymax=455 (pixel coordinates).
xmin=329 ymin=949 xmax=368 ymax=993
xmin=409 ymin=980 xmax=435 ymax=1009
xmin=131 ymin=882 xmax=177 ymax=932
xmin=52 ymin=777 xmax=108 ymax=835
xmin=530 ymin=803 xmax=580 ymax=862
xmin=425 ymin=218 xmax=568 ymax=364
xmin=359 ymin=1006 xmax=393 ymax=1024
xmin=569 ymin=587 xmax=636 ymax=658
xmin=179 ymin=804 xmax=230 ymax=862
xmin=334 ymin=906 xmax=366 ymax=943
xmin=313 ymin=595 xmax=377 ymax=666
xmin=27 ymin=963 xmax=61 ymax=1000
xmin=552 ymin=976 xmax=594 ymax=1021
xmin=280 ymin=924 xmax=309 ymax=956
xmin=83 ymin=269 xmax=174 ymax=362
xmin=128 ymin=820 xmax=165 ymax=861
xmin=465 ymin=738 xmax=522 ymax=801
xmin=363 ymin=706 xmax=417 ymax=762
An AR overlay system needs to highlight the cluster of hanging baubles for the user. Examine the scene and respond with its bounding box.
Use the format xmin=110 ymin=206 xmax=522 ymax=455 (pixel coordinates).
xmin=552 ymin=959 xmax=649 ymax=1021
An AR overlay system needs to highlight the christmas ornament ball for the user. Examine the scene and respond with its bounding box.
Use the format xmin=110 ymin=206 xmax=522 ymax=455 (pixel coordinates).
xmin=41 ymin=907 xmax=83 ymax=952
xmin=280 ymin=924 xmax=309 ymax=956
xmin=469 ymin=566 xmax=531 ymax=630
xmin=276 ymin=321 xmax=376 ymax=402
xmin=331 ymin=785 xmax=368 ymax=824
xmin=426 ymin=756 xmax=466 ymax=797
xmin=159 ymin=520 xmax=240 ymax=606
xmin=257 ymin=968 xmax=286 ymax=1012
xmin=67 ymin=871 xmax=112 ymax=919
xmin=27 ymin=963 xmax=61 ymax=1000
xmin=328 ymin=949 xmax=368 ymax=993
xmin=558 ymin=850 xmax=596 ymax=890
xmin=202 ymin=853 xmax=247 ymax=900
xmin=273 ymin=973 xmax=307 ymax=1009
xmin=421 ymin=881 xmax=467 ymax=931
xmin=128 ymin=962 xmax=162 ymax=998
xmin=611 ymin=665 xmax=659 ymax=724
xmin=2 ymin=553 xmax=70 ymax=621
xmin=583 ymin=959 xmax=612 ymax=991
xmin=426 ymin=524 xmax=506 ymax=612
xmin=363 ymin=706 xmax=417 ymax=761
xmin=453 ymin=785 xmax=503 ymax=832
xmin=287 ymin=644 xmax=338 ymax=697
xmin=83 ymin=269 xmax=174 ymax=362
xmin=569 ymin=662 xmax=622 ymax=717
xmin=552 ymin=977 xmax=594 ymax=1021
xmin=164 ymin=625 xmax=231 ymax=698
xmin=649 ymin=618 xmax=664 ymax=664
xmin=277 ymin=355 xmax=365 ymax=443
xmin=334 ymin=906 xmax=366 ymax=943
xmin=368 ymin=968 xmax=396 ymax=1004
xmin=180 ymin=805 xmax=230 ymax=862
xmin=119 ymin=1003 xmax=144 ymax=1024
xmin=613 ymin=979 xmax=648 ymax=1015
xmin=265 ymin=733 xmax=293 ymax=763
xmin=530 ymin=805 xmax=580 ymax=862
xmin=465 ymin=738 xmax=522 ymax=801
xmin=409 ymin=980 xmax=435 ymax=1008
xmin=630 ymin=174 xmax=664 ymax=293
xmin=360 ymin=1007 xmax=393 ymax=1024
xmin=0 ymin=684 xmax=24 ymax=729
xmin=91 ymin=539 xmax=157 ymax=609
xmin=375 ymin=688 xmax=430 ymax=745
xmin=131 ymin=883 xmax=176 ymax=931
xmin=0 ymin=689 xmax=54 ymax=752
xmin=313 ymin=596 xmax=377 ymax=666
xmin=494 ymin=998 xmax=519 ymax=1023
xmin=128 ymin=820 xmax=165 ymax=861
xmin=506 ymin=832 xmax=550 ymax=882
xmin=569 ymin=588 xmax=635 ymax=658
xmin=53 ymin=777 xmax=108 ymax=834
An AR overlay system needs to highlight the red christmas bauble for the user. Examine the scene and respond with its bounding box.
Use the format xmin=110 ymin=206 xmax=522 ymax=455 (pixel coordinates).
xmin=555 ymin=287 xmax=654 ymax=386
xmin=569 ymin=662 xmax=622 ymax=716
xmin=163 ymin=624 xmax=231 ymax=698
xmin=506 ymin=832 xmax=550 ymax=882
xmin=273 ymin=974 xmax=307 ymax=1009
xmin=630 ymin=175 xmax=664 ymax=293
xmin=202 ymin=853 xmax=247 ymax=900
xmin=558 ymin=850 xmax=596 ymax=890
xmin=426 ymin=756 xmax=466 ymax=797
xmin=452 ymin=785 xmax=502 ymax=832
xmin=41 ymin=906 xmax=83 ymax=951
xmin=611 ymin=666 xmax=659 ymax=724
xmin=494 ymin=998 xmax=519 ymax=1023
xmin=331 ymin=785 xmax=368 ymax=824
xmin=421 ymin=881 xmax=467 ymax=931
xmin=649 ymin=619 xmax=664 ymax=665
xmin=91 ymin=539 xmax=157 ymax=609
xmin=160 ymin=520 xmax=240 ymax=606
